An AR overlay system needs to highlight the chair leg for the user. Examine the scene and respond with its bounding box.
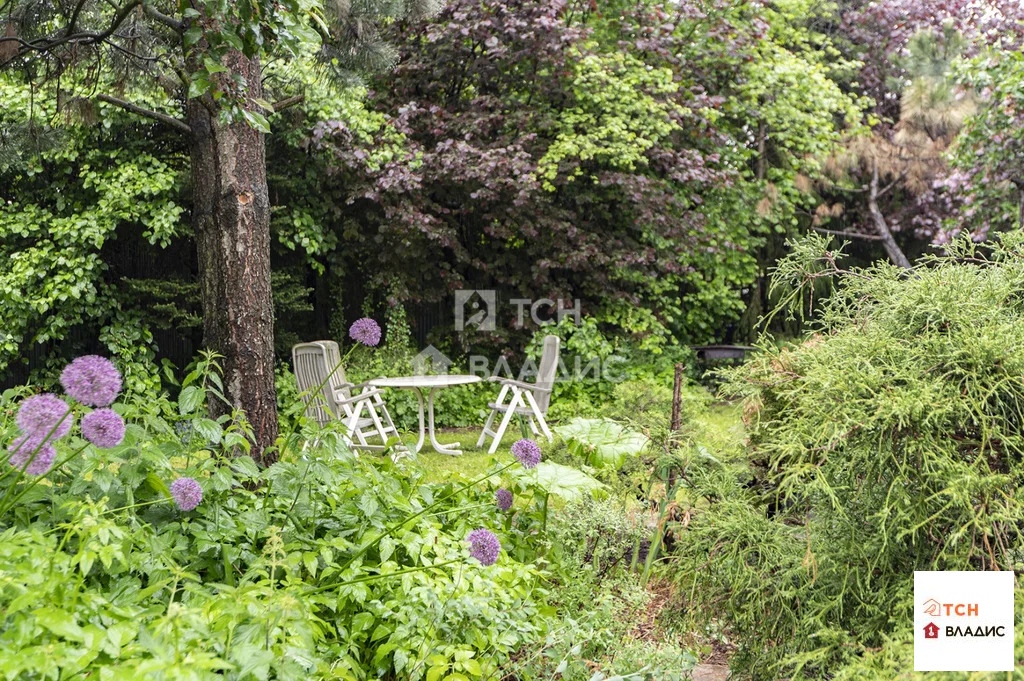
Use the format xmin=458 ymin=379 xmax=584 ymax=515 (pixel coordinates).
xmin=376 ymin=394 xmax=401 ymax=438
xmin=348 ymin=399 xmax=379 ymax=451
xmin=489 ymin=390 xmax=525 ymax=455
xmin=477 ymin=407 xmax=499 ymax=448
xmin=478 ymin=383 xmax=512 ymax=449
xmin=365 ymin=397 xmax=390 ymax=448
xmin=523 ymin=390 xmax=553 ymax=441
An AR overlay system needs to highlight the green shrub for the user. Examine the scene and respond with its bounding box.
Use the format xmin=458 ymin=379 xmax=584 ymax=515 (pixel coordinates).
xmin=670 ymin=234 xmax=1024 ymax=679
xmin=548 ymin=497 xmax=649 ymax=578
xmin=0 ymin=362 xmax=549 ymax=680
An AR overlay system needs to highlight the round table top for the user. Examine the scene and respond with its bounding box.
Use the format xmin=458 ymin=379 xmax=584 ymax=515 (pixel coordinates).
xmin=369 ymin=374 xmax=483 ymax=389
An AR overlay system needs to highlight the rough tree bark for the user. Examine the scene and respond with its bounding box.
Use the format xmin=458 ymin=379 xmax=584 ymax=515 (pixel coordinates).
xmin=187 ymin=48 xmax=279 ymax=465
xmin=867 ymin=158 xmax=912 ymax=269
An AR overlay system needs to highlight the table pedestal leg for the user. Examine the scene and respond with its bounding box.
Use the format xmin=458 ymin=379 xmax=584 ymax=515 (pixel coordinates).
xmin=411 ymin=387 xmax=426 ymax=454
xmin=427 ymin=388 xmax=462 ymax=456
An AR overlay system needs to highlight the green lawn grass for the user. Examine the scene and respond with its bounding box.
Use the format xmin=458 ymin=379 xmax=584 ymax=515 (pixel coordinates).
xmin=398 ymin=425 xmax=522 ymax=481
xmin=405 ymin=402 xmax=745 ymax=482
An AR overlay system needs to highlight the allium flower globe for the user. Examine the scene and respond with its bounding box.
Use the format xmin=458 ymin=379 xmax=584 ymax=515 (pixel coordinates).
xmin=467 ymin=528 xmax=501 ymax=566
xmin=511 ymin=438 xmax=541 ymax=469
xmin=82 ymin=409 xmax=126 ymax=448
xmin=60 ymin=355 xmax=122 ymax=407
xmin=495 ymin=488 xmax=513 ymax=512
xmin=170 ymin=477 xmax=203 ymax=511
xmin=8 ymin=436 xmax=57 ymax=475
xmin=349 ymin=317 xmax=382 ymax=347
xmin=16 ymin=394 xmax=73 ymax=440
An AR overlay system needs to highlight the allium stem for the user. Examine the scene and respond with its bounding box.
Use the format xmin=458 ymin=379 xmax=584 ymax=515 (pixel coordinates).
xmin=0 ymin=442 xmax=88 ymax=516
xmin=338 ymin=460 xmax=518 ymax=573
xmin=43 ymin=497 xmax=169 ymax=535
xmin=422 ymin=501 xmax=493 ymax=519
xmin=309 ymin=558 xmax=460 ymax=594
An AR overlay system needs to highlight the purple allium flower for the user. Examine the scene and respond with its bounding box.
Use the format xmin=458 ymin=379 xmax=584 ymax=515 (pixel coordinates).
xmin=170 ymin=477 xmax=203 ymax=511
xmin=511 ymin=438 xmax=541 ymax=469
xmin=495 ymin=488 xmax=513 ymax=512
xmin=60 ymin=355 xmax=122 ymax=407
xmin=467 ymin=528 xmax=501 ymax=566
xmin=7 ymin=435 xmax=57 ymax=475
xmin=16 ymin=394 xmax=73 ymax=441
xmin=81 ymin=408 xmax=126 ymax=448
xmin=349 ymin=317 xmax=382 ymax=347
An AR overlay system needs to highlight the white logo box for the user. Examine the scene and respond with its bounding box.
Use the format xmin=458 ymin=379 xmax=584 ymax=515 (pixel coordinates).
xmin=914 ymin=570 xmax=1015 ymax=672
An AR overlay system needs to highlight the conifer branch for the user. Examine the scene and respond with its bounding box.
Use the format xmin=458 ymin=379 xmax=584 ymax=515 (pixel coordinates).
xmin=95 ymin=93 xmax=191 ymax=133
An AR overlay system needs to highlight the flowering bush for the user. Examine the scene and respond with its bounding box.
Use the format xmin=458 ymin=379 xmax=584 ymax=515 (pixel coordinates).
xmin=0 ymin=356 xmax=550 ymax=679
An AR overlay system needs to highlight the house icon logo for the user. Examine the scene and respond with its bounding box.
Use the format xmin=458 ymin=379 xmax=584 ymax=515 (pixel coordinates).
xmin=923 ymin=622 xmax=940 ymax=639
xmin=412 ymin=345 xmax=453 ymax=375
xmin=455 ymin=289 xmax=496 ymax=331
xmin=923 ymin=598 xmax=942 ymax=617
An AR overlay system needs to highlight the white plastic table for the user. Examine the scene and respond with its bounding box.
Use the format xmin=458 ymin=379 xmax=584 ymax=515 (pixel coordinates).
xmin=368 ymin=375 xmax=482 ymax=455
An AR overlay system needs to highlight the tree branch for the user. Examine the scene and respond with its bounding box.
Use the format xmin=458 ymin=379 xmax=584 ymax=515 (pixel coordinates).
xmin=813 ymin=228 xmax=883 ymax=241
xmin=1 ymin=0 xmax=142 ymax=64
xmin=877 ymin=169 xmax=908 ymax=199
xmin=271 ymin=94 xmax=304 ymax=112
xmin=65 ymin=0 xmax=91 ymax=37
xmin=867 ymin=158 xmax=912 ymax=269
xmin=95 ymin=93 xmax=191 ymax=133
xmin=142 ymin=4 xmax=184 ymax=32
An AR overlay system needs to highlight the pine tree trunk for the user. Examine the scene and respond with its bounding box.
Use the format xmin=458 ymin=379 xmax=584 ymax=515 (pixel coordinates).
xmin=867 ymin=159 xmax=912 ymax=269
xmin=186 ymin=50 xmax=279 ymax=466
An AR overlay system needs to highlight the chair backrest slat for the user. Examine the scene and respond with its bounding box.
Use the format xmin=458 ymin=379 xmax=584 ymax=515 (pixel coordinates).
xmin=318 ymin=340 xmax=352 ymax=401
xmin=534 ymin=335 xmax=560 ymax=413
xmin=291 ymin=342 xmax=338 ymax=426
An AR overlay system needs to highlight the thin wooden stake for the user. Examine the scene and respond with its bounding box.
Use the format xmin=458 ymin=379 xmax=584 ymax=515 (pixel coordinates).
xmin=670 ymin=362 xmax=684 ymax=432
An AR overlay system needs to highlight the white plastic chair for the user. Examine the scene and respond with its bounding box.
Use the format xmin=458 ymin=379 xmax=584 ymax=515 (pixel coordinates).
xmin=291 ymin=341 xmax=403 ymax=454
xmin=477 ymin=335 xmax=559 ymax=454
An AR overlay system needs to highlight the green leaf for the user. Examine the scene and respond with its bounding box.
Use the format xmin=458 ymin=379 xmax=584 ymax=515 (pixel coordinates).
xmin=203 ymin=57 xmax=229 ymax=75
xmin=183 ymin=26 xmax=202 ymax=47
xmin=241 ymin=110 xmax=271 ymax=133
xmin=147 ymin=472 xmax=171 ymax=498
xmin=194 ymin=417 xmax=223 ymax=444
xmin=511 ymin=462 xmax=604 ymax=500
xmin=34 ymin=607 xmax=84 ymax=641
xmin=178 ymin=386 xmax=204 ymax=414
xmin=379 ymin=535 xmax=395 ymax=562
xmin=231 ymin=455 xmax=260 ymax=478
xmin=351 ymin=612 xmax=374 ymax=633
xmin=553 ymin=417 xmax=649 ymax=469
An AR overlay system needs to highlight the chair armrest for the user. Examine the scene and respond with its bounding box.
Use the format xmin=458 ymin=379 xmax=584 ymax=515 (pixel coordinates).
xmin=334 ymin=388 xmax=385 ymax=405
xmin=332 ymin=380 xmax=379 ymax=393
xmin=347 ymin=381 xmax=379 ymax=393
xmin=487 ymin=376 xmax=552 ymax=393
